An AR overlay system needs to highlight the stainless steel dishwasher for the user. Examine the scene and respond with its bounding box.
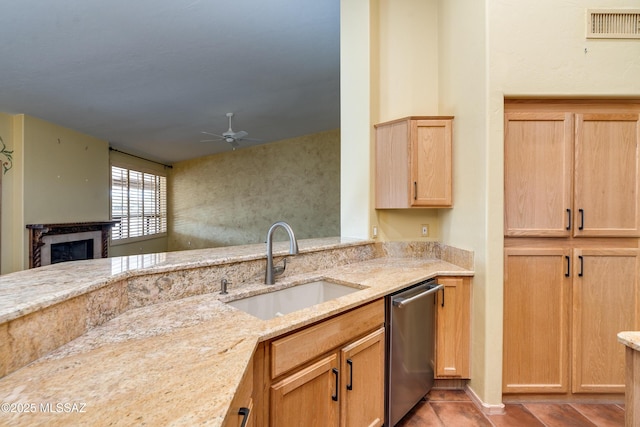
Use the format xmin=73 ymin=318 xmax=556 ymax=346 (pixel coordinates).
xmin=385 ymin=278 xmax=443 ymax=426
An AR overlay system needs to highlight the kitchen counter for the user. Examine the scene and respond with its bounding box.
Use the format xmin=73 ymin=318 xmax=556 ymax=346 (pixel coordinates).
xmin=618 ymin=331 xmax=640 ymax=427
xmin=0 ymin=239 xmax=473 ymax=426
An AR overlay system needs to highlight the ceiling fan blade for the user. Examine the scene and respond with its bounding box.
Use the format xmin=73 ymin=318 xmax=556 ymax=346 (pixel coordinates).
xmin=200 ymin=139 xmax=223 ymax=142
xmin=232 ymin=130 xmax=248 ymax=140
xmin=201 ymin=131 xmax=225 ymax=138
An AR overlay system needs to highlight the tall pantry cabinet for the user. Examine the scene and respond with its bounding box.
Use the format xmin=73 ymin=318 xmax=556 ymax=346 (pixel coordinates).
xmin=503 ymin=100 xmax=640 ymax=399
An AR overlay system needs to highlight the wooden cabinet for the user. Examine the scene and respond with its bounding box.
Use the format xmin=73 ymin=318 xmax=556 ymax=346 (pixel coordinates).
xmin=503 ymin=248 xmax=572 ymax=393
xmin=573 ymin=114 xmax=640 ymax=237
xmin=505 ymin=111 xmax=640 ymax=237
xmin=224 ymin=355 xmax=255 ymax=427
xmin=375 ymin=116 xmax=453 ymax=208
xmin=504 ymin=112 xmax=574 ymax=237
xmin=504 ymin=101 xmax=640 ymax=399
xmin=503 ymin=246 xmax=639 ymax=395
xmin=267 ymin=300 xmax=385 ymax=426
xmin=572 ymin=248 xmax=639 ymax=393
xmin=340 ymin=328 xmax=385 ymax=427
xmin=271 ymin=354 xmax=340 ymax=426
xmin=435 ymin=276 xmax=471 ymax=379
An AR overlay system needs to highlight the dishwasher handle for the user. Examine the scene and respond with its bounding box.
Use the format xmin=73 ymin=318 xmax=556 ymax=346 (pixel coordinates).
xmin=392 ymin=284 xmax=443 ymax=308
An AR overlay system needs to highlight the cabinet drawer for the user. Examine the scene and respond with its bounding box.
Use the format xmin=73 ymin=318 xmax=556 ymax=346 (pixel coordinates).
xmin=270 ymin=299 xmax=384 ymax=379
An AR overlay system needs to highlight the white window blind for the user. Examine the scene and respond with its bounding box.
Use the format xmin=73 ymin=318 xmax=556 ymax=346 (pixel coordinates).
xmin=111 ymin=165 xmax=167 ymax=241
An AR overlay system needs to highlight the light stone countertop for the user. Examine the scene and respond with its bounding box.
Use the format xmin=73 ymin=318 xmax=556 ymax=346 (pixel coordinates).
xmin=618 ymin=331 xmax=640 ymax=352
xmin=0 ymin=237 xmax=366 ymax=324
xmin=0 ymin=241 xmax=473 ymax=426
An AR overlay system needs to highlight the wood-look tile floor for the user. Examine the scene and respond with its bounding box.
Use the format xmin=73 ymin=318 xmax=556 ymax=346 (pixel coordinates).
xmin=396 ymin=390 xmax=625 ymax=427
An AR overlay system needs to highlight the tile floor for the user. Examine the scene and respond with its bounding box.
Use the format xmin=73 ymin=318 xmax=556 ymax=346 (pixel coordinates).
xmin=396 ymin=389 xmax=625 ymax=427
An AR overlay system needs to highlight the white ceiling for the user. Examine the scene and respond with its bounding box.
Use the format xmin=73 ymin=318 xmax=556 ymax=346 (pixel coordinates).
xmin=0 ymin=0 xmax=340 ymax=164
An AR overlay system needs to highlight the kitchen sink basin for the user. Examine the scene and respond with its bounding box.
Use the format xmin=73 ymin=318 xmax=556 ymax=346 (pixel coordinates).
xmin=227 ymin=280 xmax=361 ymax=320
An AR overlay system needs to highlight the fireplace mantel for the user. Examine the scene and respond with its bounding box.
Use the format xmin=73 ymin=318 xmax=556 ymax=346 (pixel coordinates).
xmin=27 ymin=221 xmax=118 ymax=268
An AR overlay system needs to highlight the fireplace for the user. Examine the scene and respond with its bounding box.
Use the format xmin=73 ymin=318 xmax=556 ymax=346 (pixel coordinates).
xmin=27 ymin=221 xmax=118 ymax=268
xmin=51 ymin=239 xmax=94 ymax=264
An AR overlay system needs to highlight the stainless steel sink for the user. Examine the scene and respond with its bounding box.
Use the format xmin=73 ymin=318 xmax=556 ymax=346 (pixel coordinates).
xmin=227 ymin=280 xmax=361 ymax=320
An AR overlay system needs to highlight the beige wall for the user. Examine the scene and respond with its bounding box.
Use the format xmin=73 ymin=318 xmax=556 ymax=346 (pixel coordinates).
xmin=23 ymin=115 xmax=109 ymax=225
xmin=342 ymin=0 xmax=640 ymax=408
xmin=481 ymin=0 xmax=640 ymax=406
xmin=438 ymin=0 xmax=491 ymax=406
xmin=0 ymin=113 xmax=20 ymax=273
xmin=0 ymin=114 xmax=110 ymax=272
xmin=169 ymin=130 xmax=340 ymax=250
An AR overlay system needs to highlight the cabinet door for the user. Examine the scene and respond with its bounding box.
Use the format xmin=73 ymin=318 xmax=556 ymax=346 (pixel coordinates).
xmin=574 ymin=113 xmax=640 ymax=237
xmin=340 ymin=328 xmax=385 ymax=427
xmin=572 ymin=248 xmax=640 ymax=393
xmin=410 ymin=119 xmax=452 ymax=207
xmin=225 ymin=356 xmax=254 ymax=427
xmin=504 ymin=112 xmax=574 ymax=236
xmin=435 ymin=277 xmax=471 ymax=378
xmin=375 ymin=120 xmax=410 ymax=209
xmin=271 ymin=354 xmax=340 ymax=427
xmin=503 ymin=248 xmax=571 ymax=394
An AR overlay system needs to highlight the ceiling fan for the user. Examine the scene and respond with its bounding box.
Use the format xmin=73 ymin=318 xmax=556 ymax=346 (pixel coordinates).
xmin=200 ymin=112 xmax=258 ymax=150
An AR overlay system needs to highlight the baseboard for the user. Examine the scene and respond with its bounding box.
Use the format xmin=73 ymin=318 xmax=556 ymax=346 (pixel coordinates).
xmin=466 ymin=384 xmax=506 ymax=415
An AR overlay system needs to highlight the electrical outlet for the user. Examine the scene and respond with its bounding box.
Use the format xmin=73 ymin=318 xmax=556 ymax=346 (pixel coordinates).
xmin=372 ymin=226 xmax=378 ymax=238
xmin=421 ymin=224 xmax=429 ymax=237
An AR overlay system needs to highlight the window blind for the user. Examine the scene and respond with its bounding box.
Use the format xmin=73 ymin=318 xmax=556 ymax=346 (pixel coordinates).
xmin=111 ymin=165 xmax=167 ymax=241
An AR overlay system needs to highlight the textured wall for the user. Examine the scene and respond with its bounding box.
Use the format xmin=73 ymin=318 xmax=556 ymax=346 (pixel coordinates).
xmin=169 ymin=130 xmax=340 ymax=250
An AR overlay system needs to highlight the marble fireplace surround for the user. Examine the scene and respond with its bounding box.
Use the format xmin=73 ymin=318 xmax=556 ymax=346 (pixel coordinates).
xmin=26 ymin=221 xmax=118 ymax=268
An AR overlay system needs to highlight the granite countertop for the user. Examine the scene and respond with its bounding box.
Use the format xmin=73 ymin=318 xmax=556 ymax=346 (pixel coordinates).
xmin=618 ymin=331 xmax=640 ymax=352
xmin=0 ymin=241 xmax=473 ymax=426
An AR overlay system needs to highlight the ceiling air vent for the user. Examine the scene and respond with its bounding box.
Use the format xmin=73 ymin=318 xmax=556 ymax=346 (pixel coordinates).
xmin=587 ymin=9 xmax=640 ymax=39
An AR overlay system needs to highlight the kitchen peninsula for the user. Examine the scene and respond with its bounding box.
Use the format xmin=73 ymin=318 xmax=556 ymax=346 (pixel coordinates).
xmin=618 ymin=332 xmax=640 ymax=427
xmin=0 ymin=238 xmax=473 ymax=426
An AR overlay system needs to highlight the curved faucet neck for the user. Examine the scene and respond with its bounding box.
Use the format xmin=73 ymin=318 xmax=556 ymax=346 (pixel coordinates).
xmin=265 ymin=221 xmax=299 ymax=284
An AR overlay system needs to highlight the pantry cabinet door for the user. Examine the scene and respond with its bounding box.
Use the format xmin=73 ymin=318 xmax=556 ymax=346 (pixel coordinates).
xmin=504 ymin=112 xmax=574 ymax=237
xmin=503 ymin=248 xmax=571 ymax=394
xmin=574 ymin=113 xmax=640 ymax=237
xmin=572 ymin=248 xmax=640 ymax=393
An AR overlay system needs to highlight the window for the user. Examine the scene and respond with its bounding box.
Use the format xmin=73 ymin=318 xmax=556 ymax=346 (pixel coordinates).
xmin=111 ymin=165 xmax=167 ymax=242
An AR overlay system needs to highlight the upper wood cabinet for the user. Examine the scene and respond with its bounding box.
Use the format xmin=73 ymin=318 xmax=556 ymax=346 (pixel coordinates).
xmin=375 ymin=116 xmax=453 ymax=208
xmin=504 ymin=112 xmax=574 ymax=237
xmin=504 ymin=111 xmax=640 ymax=237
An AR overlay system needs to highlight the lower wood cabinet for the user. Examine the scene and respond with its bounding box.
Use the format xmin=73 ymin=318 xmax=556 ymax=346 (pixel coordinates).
xmin=340 ymin=328 xmax=385 ymax=427
xmin=266 ymin=300 xmax=385 ymax=427
xmin=271 ymin=354 xmax=340 ymax=426
xmin=503 ymin=246 xmax=639 ymax=396
xmin=271 ymin=328 xmax=384 ymax=427
xmin=224 ymin=355 xmax=254 ymax=427
xmin=435 ymin=276 xmax=471 ymax=379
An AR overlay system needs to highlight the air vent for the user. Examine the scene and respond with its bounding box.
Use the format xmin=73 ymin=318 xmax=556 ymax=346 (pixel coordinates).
xmin=587 ymin=9 xmax=640 ymax=39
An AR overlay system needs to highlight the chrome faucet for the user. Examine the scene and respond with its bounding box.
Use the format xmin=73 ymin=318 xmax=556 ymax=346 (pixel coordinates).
xmin=265 ymin=221 xmax=299 ymax=285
